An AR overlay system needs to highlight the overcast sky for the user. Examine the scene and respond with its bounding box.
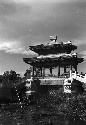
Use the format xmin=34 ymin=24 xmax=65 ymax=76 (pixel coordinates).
xmin=0 ymin=0 xmax=86 ymax=75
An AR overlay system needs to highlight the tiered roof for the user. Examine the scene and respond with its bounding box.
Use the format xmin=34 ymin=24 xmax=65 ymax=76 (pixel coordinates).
xmin=29 ymin=41 xmax=77 ymax=55
xmin=23 ymin=36 xmax=84 ymax=68
xmin=23 ymin=53 xmax=83 ymax=68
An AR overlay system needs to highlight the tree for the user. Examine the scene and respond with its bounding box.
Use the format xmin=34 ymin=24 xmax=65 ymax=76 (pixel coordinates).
xmin=3 ymin=71 xmax=10 ymax=87
xmin=2 ymin=70 xmax=21 ymax=87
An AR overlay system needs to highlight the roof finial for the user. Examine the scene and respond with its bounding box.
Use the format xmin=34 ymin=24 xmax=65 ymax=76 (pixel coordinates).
xmin=50 ymin=35 xmax=57 ymax=42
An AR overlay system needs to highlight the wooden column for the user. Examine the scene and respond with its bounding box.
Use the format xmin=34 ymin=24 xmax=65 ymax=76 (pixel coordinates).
xmin=70 ymin=65 xmax=72 ymax=78
xmin=50 ymin=67 xmax=52 ymax=75
xmin=64 ymin=66 xmax=66 ymax=73
xmin=32 ymin=66 xmax=34 ymax=76
xmin=43 ymin=67 xmax=45 ymax=77
xmin=75 ymin=65 xmax=77 ymax=72
xmin=58 ymin=65 xmax=60 ymax=77
xmin=40 ymin=68 xmax=42 ymax=76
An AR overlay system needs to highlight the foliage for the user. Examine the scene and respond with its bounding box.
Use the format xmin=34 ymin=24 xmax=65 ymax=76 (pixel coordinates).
xmin=1 ymin=70 xmax=21 ymax=87
xmin=38 ymin=90 xmax=86 ymax=122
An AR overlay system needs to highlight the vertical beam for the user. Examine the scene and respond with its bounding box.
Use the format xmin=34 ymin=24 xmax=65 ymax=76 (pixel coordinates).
xmin=50 ymin=67 xmax=52 ymax=75
xmin=64 ymin=66 xmax=66 ymax=73
xmin=58 ymin=65 xmax=60 ymax=77
xmin=43 ymin=67 xmax=45 ymax=77
xmin=40 ymin=67 xmax=42 ymax=76
xmin=75 ymin=65 xmax=77 ymax=72
xmin=70 ymin=65 xmax=72 ymax=78
xmin=32 ymin=66 xmax=34 ymax=76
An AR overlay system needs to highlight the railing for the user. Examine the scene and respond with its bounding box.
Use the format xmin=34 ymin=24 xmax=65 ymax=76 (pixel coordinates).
xmin=71 ymin=72 xmax=86 ymax=83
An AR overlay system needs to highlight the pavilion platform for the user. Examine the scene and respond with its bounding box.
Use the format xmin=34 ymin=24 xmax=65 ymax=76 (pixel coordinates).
xmin=39 ymin=77 xmax=65 ymax=85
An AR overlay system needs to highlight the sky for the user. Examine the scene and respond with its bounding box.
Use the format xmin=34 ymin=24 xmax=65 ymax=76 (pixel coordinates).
xmin=0 ymin=0 xmax=86 ymax=75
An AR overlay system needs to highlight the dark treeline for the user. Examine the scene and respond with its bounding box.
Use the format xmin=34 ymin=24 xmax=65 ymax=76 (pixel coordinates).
xmin=0 ymin=69 xmax=31 ymax=87
xmin=0 ymin=69 xmax=30 ymax=103
xmin=0 ymin=70 xmax=21 ymax=88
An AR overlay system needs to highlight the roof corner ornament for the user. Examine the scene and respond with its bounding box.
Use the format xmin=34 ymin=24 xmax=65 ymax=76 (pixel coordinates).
xmin=67 ymin=41 xmax=72 ymax=44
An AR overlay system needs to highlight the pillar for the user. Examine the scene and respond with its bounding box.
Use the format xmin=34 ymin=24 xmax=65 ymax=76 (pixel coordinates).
xmin=43 ymin=67 xmax=45 ymax=77
xmin=32 ymin=66 xmax=34 ymax=76
xmin=64 ymin=66 xmax=66 ymax=73
xmin=75 ymin=65 xmax=77 ymax=72
xmin=40 ymin=68 xmax=42 ymax=76
xmin=58 ymin=65 xmax=60 ymax=77
xmin=70 ymin=65 xmax=72 ymax=78
xmin=50 ymin=67 xmax=52 ymax=75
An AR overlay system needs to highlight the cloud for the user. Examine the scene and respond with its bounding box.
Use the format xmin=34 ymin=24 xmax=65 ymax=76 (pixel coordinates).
xmin=0 ymin=0 xmax=32 ymax=42
xmin=79 ymin=51 xmax=86 ymax=55
xmin=13 ymin=0 xmax=85 ymax=4
xmin=0 ymin=1 xmax=16 ymax=16
xmin=13 ymin=0 xmax=64 ymax=3
xmin=79 ymin=51 xmax=86 ymax=60
xmin=0 ymin=40 xmax=37 ymax=55
xmin=0 ymin=0 xmax=86 ymax=74
xmin=0 ymin=0 xmax=86 ymax=46
xmin=6 ymin=47 xmax=37 ymax=55
xmin=73 ymin=39 xmax=86 ymax=45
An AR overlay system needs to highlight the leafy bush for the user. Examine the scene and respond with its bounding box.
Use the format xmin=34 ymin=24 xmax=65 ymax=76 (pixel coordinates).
xmin=38 ymin=90 xmax=86 ymax=122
